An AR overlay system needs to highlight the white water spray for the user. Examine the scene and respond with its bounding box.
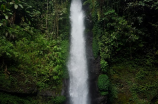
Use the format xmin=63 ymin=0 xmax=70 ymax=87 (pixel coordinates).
xmin=68 ymin=0 xmax=89 ymax=104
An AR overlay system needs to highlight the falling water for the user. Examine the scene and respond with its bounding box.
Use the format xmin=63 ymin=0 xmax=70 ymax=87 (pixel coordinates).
xmin=67 ymin=0 xmax=89 ymax=104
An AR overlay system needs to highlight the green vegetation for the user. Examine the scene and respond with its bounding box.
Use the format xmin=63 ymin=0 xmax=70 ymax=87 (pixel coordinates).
xmin=0 ymin=92 xmax=66 ymax=104
xmin=52 ymin=96 xmax=66 ymax=104
xmin=110 ymin=60 xmax=158 ymax=104
xmin=92 ymin=37 xmax=99 ymax=58
xmin=0 ymin=0 xmax=70 ymax=103
xmin=85 ymin=0 xmax=158 ymax=103
xmin=97 ymin=74 xmax=109 ymax=96
xmin=1 ymin=0 xmax=158 ymax=103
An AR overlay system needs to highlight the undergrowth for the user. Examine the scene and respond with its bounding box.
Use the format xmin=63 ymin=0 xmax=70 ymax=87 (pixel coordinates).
xmin=110 ymin=59 xmax=158 ymax=104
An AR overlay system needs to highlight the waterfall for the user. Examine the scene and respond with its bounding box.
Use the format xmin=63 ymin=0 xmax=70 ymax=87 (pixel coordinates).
xmin=67 ymin=0 xmax=89 ymax=104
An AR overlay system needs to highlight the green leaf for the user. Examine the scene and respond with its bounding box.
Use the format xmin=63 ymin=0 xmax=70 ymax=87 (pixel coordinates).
xmin=0 ymin=23 xmax=2 ymax=26
xmin=19 ymin=4 xmax=23 ymax=8
xmin=14 ymin=4 xmax=18 ymax=9
xmin=104 ymin=9 xmax=115 ymax=16
xmin=10 ymin=2 xmax=14 ymax=5
xmin=4 ymin=14 xmax=8 ymax=19
xmin=1 ymin=4 xmax=5 ymax=10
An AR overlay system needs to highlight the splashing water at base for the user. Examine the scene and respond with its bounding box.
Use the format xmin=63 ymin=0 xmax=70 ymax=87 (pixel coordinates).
xmin=67 ymin=0 xmax=89 ymax=104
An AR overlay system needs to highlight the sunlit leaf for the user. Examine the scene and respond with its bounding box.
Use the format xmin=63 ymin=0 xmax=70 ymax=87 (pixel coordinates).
xmin=4 ymin=14 xmax=8 ymax=19
xmin=0 ymin=23 xmax=2 ymax=26
xmin=14 ymin=4 xmax=18 ymax=9
xmin=10 ymin=2 xmax=14 ymax=5
xmin=19 ymin=4 xmax=23 ymax=8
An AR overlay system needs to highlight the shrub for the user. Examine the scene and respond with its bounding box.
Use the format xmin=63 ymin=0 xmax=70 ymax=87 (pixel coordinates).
xmin=97 ymin=74 xmax=109 ymax=95
xmin=53 ymin=96 xmax=66 ymax=104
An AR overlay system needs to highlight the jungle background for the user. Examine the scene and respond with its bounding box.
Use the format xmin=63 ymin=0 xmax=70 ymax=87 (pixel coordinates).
xmin=0 ymin=0 xmax=158 ymax=104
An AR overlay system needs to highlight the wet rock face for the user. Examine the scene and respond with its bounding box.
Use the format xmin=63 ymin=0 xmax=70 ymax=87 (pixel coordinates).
xmin=83 ymin=6 xmax=107 ymax=104
xmin=97 ymin=96 xmax=108 ymax=104
xmin=62 ymin=78 xmax=70 ymax=104
xmin=83 ymin=1 xmax=108 ymax=104
xmin=85 ymin=26 xmax=108 ymax=104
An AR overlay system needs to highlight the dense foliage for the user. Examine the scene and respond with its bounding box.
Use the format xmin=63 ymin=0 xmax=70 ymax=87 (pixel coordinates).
xmin=85 ymin=0 xmax=158 ymax=103
xmin=0 ymin=0 xmax=69 ymax=103
xmin=1 ymin=0 xmax=158 ymax=103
